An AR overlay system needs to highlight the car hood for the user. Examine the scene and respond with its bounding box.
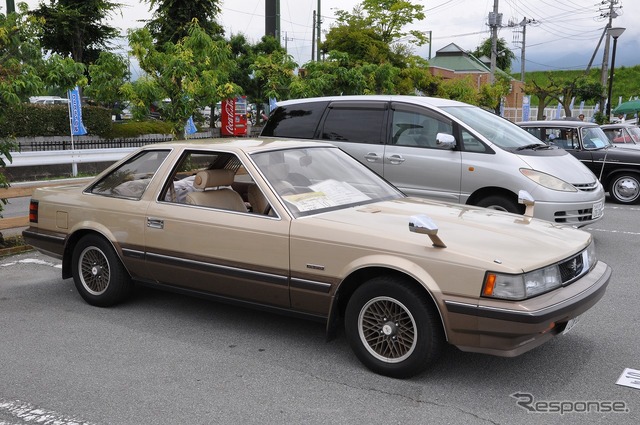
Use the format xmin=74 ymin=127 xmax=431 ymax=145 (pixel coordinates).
xmin=293 ymin=197 xmax=592 ymax=273
xmin=515 ymin=152 xmax=598 ymax=184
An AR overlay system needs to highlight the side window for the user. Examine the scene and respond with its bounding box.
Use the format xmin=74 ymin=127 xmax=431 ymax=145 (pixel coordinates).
xmin=89 ymin=150 xmax=170 ymax=200
xmin=459 ymin=128 xmax=489 ymax=153
xmin=321 ymin=105 xmax=385 ymax=144
xmin=261 ymin=101 xmax=328 ymax=138
xmin=391 ymin=109 xmax=452 ymax=148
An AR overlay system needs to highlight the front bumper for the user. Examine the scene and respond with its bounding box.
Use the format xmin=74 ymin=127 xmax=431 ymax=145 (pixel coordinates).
xmin=443 ymin=260 xmax=611 ymax=357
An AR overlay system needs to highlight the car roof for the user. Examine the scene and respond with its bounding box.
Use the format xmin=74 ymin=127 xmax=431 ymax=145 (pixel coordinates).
xmin=143 ymin=137 xmax=333 ymax=154
xmin=275 ymin=95 xmax=471 ymax=109
xmin=601 ymin=123 xmax=638 ymax=129
xmin=518 ymin=120 xmax=599 ymax=128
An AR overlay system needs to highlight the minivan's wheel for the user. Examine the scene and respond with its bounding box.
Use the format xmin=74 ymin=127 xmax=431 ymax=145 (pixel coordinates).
xmin=345 ymin=276 xmax=443 ymax=378
xmin=71 ymin=234 xmax=132 ymax=307
xmin=475 ymin=195 xmax=522 ymax=214
xmin=608 ymin=174 xmax=640 ymax=204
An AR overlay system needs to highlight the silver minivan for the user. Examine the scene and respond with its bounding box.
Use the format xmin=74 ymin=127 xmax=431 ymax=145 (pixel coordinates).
xmin=261 ymin=95 xmax=605 ymax=226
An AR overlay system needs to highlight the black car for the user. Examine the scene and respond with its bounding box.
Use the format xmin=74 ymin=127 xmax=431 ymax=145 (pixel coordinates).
xmin=518 ymin=120 xmax=640 ymax=204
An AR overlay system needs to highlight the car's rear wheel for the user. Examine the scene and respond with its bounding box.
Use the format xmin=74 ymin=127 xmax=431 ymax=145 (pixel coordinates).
xmin=71 ymin=234 xmax=132 ymax=307
xmin=608 ymin=174 xmax=640 ymax=204
xmin=475 ymin=195 xmax=522 ymax=214
xmin=344 ymin=276 xmax=443 ymax=378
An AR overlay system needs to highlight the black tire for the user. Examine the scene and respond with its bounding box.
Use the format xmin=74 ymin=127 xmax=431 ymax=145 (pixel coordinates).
xmin=344 ymin=276 xmax=444 ymax=378
xmin=475 ymin=195 xmax=522 ymax=214
xmin=71 ymin=234 xmax=132 ymax=307
xmin=608 ymin=174 xmax=640 ymax=204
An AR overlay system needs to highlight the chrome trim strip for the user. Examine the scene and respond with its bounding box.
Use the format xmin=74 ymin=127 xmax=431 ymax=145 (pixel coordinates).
xmin=145 ymin=251 xmax=289 ymax=287
xmin=290 ymin=278 xmax=332 ymax=294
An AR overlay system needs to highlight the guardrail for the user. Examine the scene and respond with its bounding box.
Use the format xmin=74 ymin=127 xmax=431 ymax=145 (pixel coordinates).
xmin=0 ymin=178 xmax=94 ymax=231
xmin=4 ymin=147 xmax=136 ymax=167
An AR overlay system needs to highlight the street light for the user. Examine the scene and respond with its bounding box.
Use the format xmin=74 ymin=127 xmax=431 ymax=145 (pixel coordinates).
xmin=606 ymin=27 xmax=625 ymax=119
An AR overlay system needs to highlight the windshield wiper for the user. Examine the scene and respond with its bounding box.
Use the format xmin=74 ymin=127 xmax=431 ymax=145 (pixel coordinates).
xmin=516 ymin=143 xmax=551 ymax=151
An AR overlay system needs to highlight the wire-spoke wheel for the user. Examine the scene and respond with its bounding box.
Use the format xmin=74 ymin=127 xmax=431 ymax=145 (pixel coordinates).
xmin=358 ymin=296 xmax=417 ymax=363
xmin=72 ymin=234 xmax=132 ymax=307
xmin=345 ymin=276 xmax=444 ymax=378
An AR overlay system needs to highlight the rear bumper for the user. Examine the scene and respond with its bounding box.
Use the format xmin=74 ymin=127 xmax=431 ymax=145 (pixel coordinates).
xmin=444 ymin=260 xmax=611 ymax=357
xmin=22 ymin=228 xmax=66 ymax=259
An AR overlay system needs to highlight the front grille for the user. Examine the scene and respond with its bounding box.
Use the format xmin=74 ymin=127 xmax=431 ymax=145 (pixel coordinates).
xmin=558 ymin=252 xmax=586 ymax=284
xmin=573 ymin=181 xmax=600 ymax=192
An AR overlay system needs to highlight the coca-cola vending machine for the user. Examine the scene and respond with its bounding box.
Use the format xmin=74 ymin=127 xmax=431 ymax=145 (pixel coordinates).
xmin=220 ymin=96 xmax=248 ymax=136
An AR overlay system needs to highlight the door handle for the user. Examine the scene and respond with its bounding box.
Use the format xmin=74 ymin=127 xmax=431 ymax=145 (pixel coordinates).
xmin=147 ymin=217 xmax=164 ymax=229
xmin=364 ymin=152 xmax=381 ymax=162
xmin=386 ymin=154 xmax=406 ymax=165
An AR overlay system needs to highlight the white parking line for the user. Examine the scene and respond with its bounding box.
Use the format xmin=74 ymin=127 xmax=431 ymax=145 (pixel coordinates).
xmin=0 ymin=399 xmax=94 ymax=425
xmin=0 ymin=258 xmax=61 ymax=268
xmin=586 ymin=227 xmax=640 ymax=236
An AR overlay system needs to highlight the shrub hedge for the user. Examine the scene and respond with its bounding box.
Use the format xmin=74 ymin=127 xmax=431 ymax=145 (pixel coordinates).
xmin=0 ymin=103 xmax=114 ymax=138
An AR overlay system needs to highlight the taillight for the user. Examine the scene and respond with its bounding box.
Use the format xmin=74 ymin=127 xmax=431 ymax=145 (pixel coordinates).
xmin=29 ymin=200 xmax=39 ymax=223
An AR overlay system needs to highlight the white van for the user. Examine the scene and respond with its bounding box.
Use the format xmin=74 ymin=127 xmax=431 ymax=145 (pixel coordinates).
xmin=29 ymin=96 xmax=69 ymax=105
xmin=261 ymin=95 xmax=605 ymax=227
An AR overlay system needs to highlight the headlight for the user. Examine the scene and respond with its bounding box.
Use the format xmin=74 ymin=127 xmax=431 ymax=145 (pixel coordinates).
xmin=520 ymin=169 xmax=577 ymax=192
xmin=482 ymin=241 xmax=597 ymax=300
xmin=483 ymin=265 xmax=562 ymax=300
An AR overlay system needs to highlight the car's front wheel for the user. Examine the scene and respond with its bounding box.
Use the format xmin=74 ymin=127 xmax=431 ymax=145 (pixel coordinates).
xmin=475 ymin=195 xmax=523 ymax=214
xmin=608 ymin=174 xmax=640 ymax=204
xmin=71 ymin=234 xmax=132 ymax=307
xmin=344 ymin=276 xmax=443 ymax=378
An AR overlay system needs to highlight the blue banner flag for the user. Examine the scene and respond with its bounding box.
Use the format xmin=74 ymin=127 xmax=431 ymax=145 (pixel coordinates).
xmin=67 ymin=86 xmax=87 ymax=136
xmin=269 ymin=97 xmax=278 ymax=113
xmin=184 ymin=115 xmax=197 ymax=135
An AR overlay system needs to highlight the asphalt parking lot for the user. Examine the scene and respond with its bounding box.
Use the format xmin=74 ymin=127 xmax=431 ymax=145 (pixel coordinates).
xmin=0 ymin=200 xmax=638 ymax=425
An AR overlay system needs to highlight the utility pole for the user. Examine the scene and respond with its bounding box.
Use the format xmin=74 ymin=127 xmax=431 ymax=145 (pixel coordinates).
xmin=511 ymin=17 xmax=537 ymax=82
xmin=312 ymin=10 xmax=316 ymax=62
xmin=599 ymin=0 xmax=620 ymax=112
xmin=283 ymin=32 xmax=293 ymax=55
xmin=488 ymin=0 xmax=501 ymax=84
xmin=316 ymin=0 xmax=322 ymax=61
xmin=6 ymin=0 xmax=15 ymax=14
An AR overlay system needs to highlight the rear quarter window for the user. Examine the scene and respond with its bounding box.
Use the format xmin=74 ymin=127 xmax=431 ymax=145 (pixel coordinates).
xmin=261 ymin=101 xmax=328 ymax=138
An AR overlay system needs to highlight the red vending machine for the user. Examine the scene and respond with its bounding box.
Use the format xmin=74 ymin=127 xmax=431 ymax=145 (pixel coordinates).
xmin=221 ymin=96 xmax=248 ymax=136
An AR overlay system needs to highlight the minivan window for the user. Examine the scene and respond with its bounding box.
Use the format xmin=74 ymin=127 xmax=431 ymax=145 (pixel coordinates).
xmin=320 ymin=104 xmax=385 ymax=144
xmin=391 ymin=109 xmax=453 ymax=148
xmin=441 ymin=106 xmax=543 ymax=150
xmin=261 ymin=101 xmax=328 ymax=138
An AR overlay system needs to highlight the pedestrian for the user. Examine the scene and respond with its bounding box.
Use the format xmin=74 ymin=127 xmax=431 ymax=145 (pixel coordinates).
xmin=578 ymin=114 xmax=585 ymax=121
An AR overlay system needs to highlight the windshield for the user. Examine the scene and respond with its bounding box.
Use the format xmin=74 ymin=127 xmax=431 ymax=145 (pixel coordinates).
xmin=581 ymin=127 xmax=611 ymax=149
xmin=251 ymin=146 xmax=403 ymax=218
xmin=440 ymin=105 xmax=544 ymax=150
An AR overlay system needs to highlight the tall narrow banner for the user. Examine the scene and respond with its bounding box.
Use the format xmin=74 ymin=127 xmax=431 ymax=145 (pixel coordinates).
xmin=184 ymin=116 xmax=197 ymax=136
xmin=68 ymin=86 xmax=87 ymax=136
xmin=521 ymin=95 xmax=530 ymax=122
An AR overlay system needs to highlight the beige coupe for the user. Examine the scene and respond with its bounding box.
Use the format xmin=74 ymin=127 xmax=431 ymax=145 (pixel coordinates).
xmin=23 ymin=138 xmax=611 ymax=378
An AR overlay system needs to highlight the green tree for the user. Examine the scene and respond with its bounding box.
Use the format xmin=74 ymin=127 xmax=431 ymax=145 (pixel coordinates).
xmin=325 ymin=0 xmax=427 ymax=66
xmin=473 ymin=38 xmax=515 ymax=73
xmin=144 ymin=0 xmax=223 ymax=45
xmin=0 ymin=5 xmax=46 ymax=216
xmin=126 ymin=22 xmax=239 ymax=138
xmin=31 ymin=0 xmax=121 ymax=65
xmin=85 ymin=51 xmax=129 ymax=111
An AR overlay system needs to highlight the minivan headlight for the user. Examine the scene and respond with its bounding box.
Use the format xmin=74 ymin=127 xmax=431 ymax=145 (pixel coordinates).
xmin=520 ymin=169 xmax=577 ymax=192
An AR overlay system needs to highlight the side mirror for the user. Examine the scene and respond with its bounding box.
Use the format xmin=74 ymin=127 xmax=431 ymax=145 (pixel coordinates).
xmin=518 ymin=190 xmax=535 ymax=217
xmin=435 ymin=133 xmax=456 ymax=149
xmin=409 ymin=215 xmax=447 ymax=248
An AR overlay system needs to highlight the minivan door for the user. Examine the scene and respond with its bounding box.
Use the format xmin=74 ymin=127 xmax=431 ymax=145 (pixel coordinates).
xmin=384 ymin=103 xmax=462 ymax=202
xmin=317 ymin=101 xmax=388 ymax=177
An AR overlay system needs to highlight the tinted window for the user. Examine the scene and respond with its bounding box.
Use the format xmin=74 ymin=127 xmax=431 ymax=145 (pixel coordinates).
xmin=261 ymin=101 xmax=328 ymax=138
xmin=320 ymin=104 xmax=385 ymax=144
